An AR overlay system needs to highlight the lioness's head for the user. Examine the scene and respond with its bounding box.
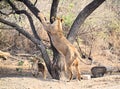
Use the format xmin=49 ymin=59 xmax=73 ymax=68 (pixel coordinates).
xmin=50 ymin=17 xmax=64 ymax=33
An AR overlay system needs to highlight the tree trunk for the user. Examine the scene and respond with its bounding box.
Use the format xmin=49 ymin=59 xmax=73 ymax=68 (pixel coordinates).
xmin=20 ymin=0 xmax=42 ymax=22
xmin=67 ymin=0 xmax=106 ymax=43
xmin=0 ymin=0 xmax=106 ymax=80
xmin=6 ymin=0 xmax=55 ymax=78
xmin=50 ymin=0 xmax=59 ymax=23
xmin=49 ymin=0 xmax=61 ymax=79
xmin=0 ymin=18 xmax=53 ymax=76
xmin=21 ymin=0 xmax=61 ymax=79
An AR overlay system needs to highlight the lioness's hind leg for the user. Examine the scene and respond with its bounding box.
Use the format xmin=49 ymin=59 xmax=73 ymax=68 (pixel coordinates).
xmin=67 ymin=66 xmax=73 ymax=82
xmin=76 ymin=65 xmax=81 ymax=81
xmin=74 ymin=61 xmax=81 ymax=81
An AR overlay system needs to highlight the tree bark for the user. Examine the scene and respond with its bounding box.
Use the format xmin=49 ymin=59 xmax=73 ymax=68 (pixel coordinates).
xmin=50 ymin=0 xmax=60 ymax=62
xmin=0 ymin=0 xmax=106 ymax=80
xmin=19 ymin=0 xmax=60 ymax=79
xmin=18 ymin=0 xmax=42 ymax=22
xmin=0 ymin=18 xmax=53 ymax=77
xmin=50 ymin=0 xmax=59 ymax=23
xmin=67 ymin=0 xmax=106 ymax=43
xmin=7 ymin=0 xmax=41 ymax=40
xmin=6 ymin=0 xmax=55 ymax=78
xmin=49 ymin=0 xmax=61 ymax=79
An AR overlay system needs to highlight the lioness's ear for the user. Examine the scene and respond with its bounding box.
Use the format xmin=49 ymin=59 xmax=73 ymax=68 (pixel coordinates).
xmin=61 ymin=18 xmax=64 ymax=22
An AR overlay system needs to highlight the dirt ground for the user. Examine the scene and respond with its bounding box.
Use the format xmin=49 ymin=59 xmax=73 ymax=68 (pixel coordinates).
xmin=0 ymin=75 xmax=120 ymax=89
xmin=0 ymin=56 xmax=120 ymax=89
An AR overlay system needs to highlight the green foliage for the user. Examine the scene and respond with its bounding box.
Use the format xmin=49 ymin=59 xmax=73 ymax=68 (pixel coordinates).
xmin=18 ymin=61 xmax=24 ymax=66
xmin=0 ymin=30 xmax=8 ymax=48
xmin=63 ymin=14 xmax=75 ymax=27
xmin=14 ymin=14 xmax=20 ymax=19
xmin=97 ymin=31 xmax=108 ymax=40
xmin=46 ymin=49 xmax=53 ymax=56
xmin=108 ymin=19 xmax=120 ymax=30
xmin=69 ymin=3 xmax=74 ymax=9
xmin=0 ymin=0 xmax=15 ymax=9
xmin=77 ymin=37 xmax=83 ymax=43
xmin=0 ymin=1 xmax=9 ymax=9
xmin=60 ymin=0 xmax=64 ymax=3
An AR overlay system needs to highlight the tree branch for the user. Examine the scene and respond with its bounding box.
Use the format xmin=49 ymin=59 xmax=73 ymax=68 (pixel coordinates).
xmin=16 ymin=10 xmax=41 ymax=40
xmin=18 ymin=0 xmax=42 ymax=22
xmin=4 ymin=0 xmax=53 ymax=76
xmin=0 ymin=18 xmax=52 ymax=76
xmin=49 ymin=0 xmax=60 ymax=55
xmin=0 ymin=10 xmax=14 ymax=16
xmin=17 ymin=0 xmax=61 ymax=79
xmin=50 ymin=0 xmax=59 ymax=23
xmin=6 ymin=0 xmax=18 ymax=10
xmin=67 ymin=0 xmax=106 ymax=43
xmin=49 ymin=0 xmax=61 ymax=79
xmin=6 ymin=0 xmax=41 ymax=40
xmin=33 ymin=0 xmax=38 ymax=6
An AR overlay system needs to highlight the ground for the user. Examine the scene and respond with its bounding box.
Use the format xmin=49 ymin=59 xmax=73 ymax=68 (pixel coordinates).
xmin=0 ymin=75 xmax=120 ymax=89
xmin=0 ymin=55 xmax=120 ymax=89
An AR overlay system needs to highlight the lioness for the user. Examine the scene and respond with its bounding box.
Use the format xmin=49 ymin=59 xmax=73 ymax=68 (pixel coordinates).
xmin=38 ymin=13 xmax=92 ymax=81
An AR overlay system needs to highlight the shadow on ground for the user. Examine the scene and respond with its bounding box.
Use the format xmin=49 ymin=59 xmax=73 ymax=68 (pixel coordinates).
xmin=0 ymin=67 xmax=34 ymax=78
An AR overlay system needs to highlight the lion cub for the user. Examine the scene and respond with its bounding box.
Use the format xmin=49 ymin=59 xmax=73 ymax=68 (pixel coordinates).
xmin=31 ymin=57 xmax=46 ymax=79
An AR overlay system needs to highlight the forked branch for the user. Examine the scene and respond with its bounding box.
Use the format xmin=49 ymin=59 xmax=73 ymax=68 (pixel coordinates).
xmin=0 ymin=17 xmax=52 ymax=77
xmin=67 ymin=0 xmax=106 ymax=43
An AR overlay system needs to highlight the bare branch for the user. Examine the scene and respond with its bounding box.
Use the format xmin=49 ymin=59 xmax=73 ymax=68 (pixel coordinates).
xmin=75 ymin=38 xmax=84 ymax=57
xmin=16 ymin=10 xmax=41 ymax=40
xmin=33 ymin=0 xmax=38 ymax=6
xmin=6 ymin=0 xmax=41 ymax=42
xmin=67 ymin=0 xmax=106 ymax=43
xmin=49 ymin=0 xmax=60 ymax=55
xmin=0 ymin=27 xmax=13 ymax=30
xmin=0 ymin=18 xmax=37 ymax=45
xmin=0 ymin=10 xmax=14 ymax=16
xmin=0 ymin=18 xmax=52 ymax=77
xmin=88 ymin=29 xmax=94 ymax=58
xmin=18 ymin=0 xmax=48 ymax=30
xmin=50 ymin=0 xmax=59 ymax=23
xmin=19 ymin=0 xmax=42 ymax=22
xmin=13 ymin=0 xmax=61 ymax=79
xmin=6 ymin=0 xmax=18 ymax=11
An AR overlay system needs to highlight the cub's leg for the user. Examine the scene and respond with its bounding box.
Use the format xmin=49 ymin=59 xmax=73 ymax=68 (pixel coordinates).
xmin=42 ymin=69 xmax=46 ymax=79
xmin=38 ymin=63 xmax=46 ymax=79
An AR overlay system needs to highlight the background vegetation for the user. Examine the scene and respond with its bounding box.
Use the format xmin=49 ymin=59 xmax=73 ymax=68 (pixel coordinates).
xmin=0 ymin=0 xmax=120 ymax=73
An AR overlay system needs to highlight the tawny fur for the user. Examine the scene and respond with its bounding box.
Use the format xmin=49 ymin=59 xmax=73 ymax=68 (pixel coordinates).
xmin=38 ymin=13 xmax=91 ymax=81
xmin=0 ymin=50 xmax=11 ymax=60
xmin=31 ymin=57 xmax=46 ymax=79
xmin=51 ymin=18 xmax=81 ymax=81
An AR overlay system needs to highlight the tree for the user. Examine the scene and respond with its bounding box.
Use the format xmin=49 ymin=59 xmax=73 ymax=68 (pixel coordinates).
xmin=0 ymin=0 xmax=105 ymax=79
